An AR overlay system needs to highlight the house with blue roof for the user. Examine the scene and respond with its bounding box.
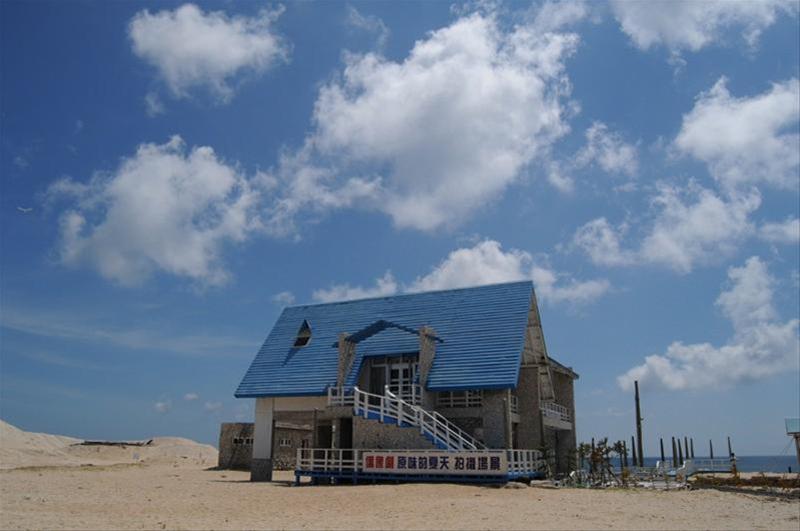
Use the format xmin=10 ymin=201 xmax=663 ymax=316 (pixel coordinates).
xmin=233 ymin=281 xmax=578 ymax=482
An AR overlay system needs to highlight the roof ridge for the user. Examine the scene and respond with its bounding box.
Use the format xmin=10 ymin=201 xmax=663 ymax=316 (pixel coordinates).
xmin=281 ymin=280 xmax=533 ymax=309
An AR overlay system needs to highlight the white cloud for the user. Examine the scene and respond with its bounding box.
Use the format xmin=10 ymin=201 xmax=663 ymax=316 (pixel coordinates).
xmin=270 ymin=10 xmax=579 ymax=232
xmin=572 ymin=218 xmax=636 ymax=267
xmin=129 ymin=3 xmax=287 ymax=102
xmin=272 ymin=290 xmax=296 ymax=306
xmin=573 ymin=184 xmax=760 ymax=273
xmin=611 ymin=0 xmax=796 ymax=52
xmin=407 ymin=240 xmax=609 ymax=305
xmin=575 ymin=122 xmax=638 ymax=177
xmin=154 ymin=400 xmax=172 ymax=414
xmin=312 ymin=240 xmax=609 ymax=306
xmin=618 ymin=257 xmax=799 ymax=391
xmin=204 ymin=401 xmax=223 ymax=413
xmin=346 ymin=5 xmax=389 ymax=49
xmin=674 ymin=77 xmax=799 ymax=190
xmin=639 ymin=185 xmax=760 ymax=273
xmin=144 ymin=91 xmax=165 ymax=117
xmin=312 ymin=271 xmax=398 ymax=303
xmin=183 ymin=392 xmax=199 ymax=401
xmin=48 ymin=136 xmax=262 ymax=286
xmin=759 ymin=217 xmax=800 ymax=245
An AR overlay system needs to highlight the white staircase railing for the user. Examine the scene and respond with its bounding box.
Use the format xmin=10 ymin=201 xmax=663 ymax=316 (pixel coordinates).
xmin=540 ymin=401 xmax=570 ymax=423
xmin=350 ymin=386 xmax=485 ymax=451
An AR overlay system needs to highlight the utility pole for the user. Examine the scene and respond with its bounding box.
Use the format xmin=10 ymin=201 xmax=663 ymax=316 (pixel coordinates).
xmin=634 ymin=380 xmax=644 ymax=467
xmin=709 ymin=439 xmax=714 ymax=459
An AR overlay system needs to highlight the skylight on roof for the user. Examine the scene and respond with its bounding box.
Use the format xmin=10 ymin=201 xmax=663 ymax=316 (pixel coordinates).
xmin=293 ymin=320 xmax=312 ymax=347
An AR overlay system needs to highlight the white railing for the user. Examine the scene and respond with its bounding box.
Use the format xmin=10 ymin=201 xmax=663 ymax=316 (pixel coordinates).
xmin=507 ymin=449 xmax=544 ymax=475
xmin=678 ymin=458 xmax=733 ymax=476
xmin=384 ymin=387 xmax=486 ymax=451
xmin=437 ymin=390 xmax=483 ymax=408
xmin=296 ymin=448 xmax=545 ymax=477
xmin=509 ymin=395 xmax=519 ymax=415
xmin=327 ymin=386 xmax=356 ymax=407
xmin=540 ymin=401 xmax=570 ymax=423
xmin=350 ymin=386 xmax=485 ymax=451
xmin=296 ymin=448 xmax=357 ymax=474
xmin=388 ymin=384 xmax=422 ymax=405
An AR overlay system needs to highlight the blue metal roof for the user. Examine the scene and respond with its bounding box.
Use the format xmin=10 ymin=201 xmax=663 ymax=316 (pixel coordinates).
xmin=235 ymin=281 xmax=534 ymax=397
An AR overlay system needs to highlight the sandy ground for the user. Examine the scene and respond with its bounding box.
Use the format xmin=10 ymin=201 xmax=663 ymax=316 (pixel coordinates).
xmin=1 ymin=421 xmax=798 ymax=530
xmin=2 ymin=465 xmax=799 ymax=530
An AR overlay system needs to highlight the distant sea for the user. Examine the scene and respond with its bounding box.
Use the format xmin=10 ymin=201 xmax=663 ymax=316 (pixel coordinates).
xmin=623 ymin=455 xmax=799 ymax=473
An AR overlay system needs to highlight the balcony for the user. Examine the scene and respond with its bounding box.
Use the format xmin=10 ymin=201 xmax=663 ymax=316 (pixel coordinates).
xmin=540 ymin=401 xmax=572 ymax=430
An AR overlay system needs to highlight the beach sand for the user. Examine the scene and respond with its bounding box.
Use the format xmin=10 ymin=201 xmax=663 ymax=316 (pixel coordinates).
xmin=1 ymin=421 xmax=798 ymax=530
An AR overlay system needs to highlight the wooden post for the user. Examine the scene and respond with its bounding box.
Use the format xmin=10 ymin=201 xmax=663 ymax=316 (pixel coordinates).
xmin=591 ymin=437 xmax=596 ymax=474
xmin=684 ymin=437 xmax=689 ymax=461
xmin=671 ymin=437 xmax=677 ymax=468
xmin=678 ymin=438 xmax=683 ymax=465
xmin=622 ymin=440 xmax=628 ymax=468
xmin=631 ymin=436 xmax=637 ymax=468
xmin=709 ymin=439 xmax=714 ymax=459
xmin=690 ymin=438 xmax=695 ymax=459
xmin=660 ymin=438 xmax=665 ymax=464
xmin=727 ymin=436 xmax=733 ymax=458
xmin=634 ymin=381 xmax=644 ymax=467
xmin=618 ymin=441 xmax=624 ymax=471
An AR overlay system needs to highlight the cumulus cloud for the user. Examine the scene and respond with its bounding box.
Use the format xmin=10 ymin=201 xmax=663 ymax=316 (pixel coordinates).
xmin=572 ymin=218 xmax=636 ymax=267
xmin=154 ymin=400 xmax=171 ymax=414
xmin=638 ymin=185 xmax=760 ymax=273
xmin=314 ymin=240 xmax=609 ymax=306
xmin=48 ymin=136 xmax=262 ymax=286
xmin=575 ymin=122 xmax=638 ymax=177
xmin=674 ymin=77 xmax=799 ymax=190
xmin=268 ymin=10 xmax=579 ymax=232
xmin=129 ymin=3 xmax=287 ymax=102
xmin=313 ymin=271 xmax=398 ymax=303
xmin=272 ymin=290 xmax=296 ymax=306
xmin=759 ymin=217 xmax=800 ymax=245
xmin=573 ymin=183 xmax=760 ymax=273
xmin=611 ymin=0 xmax=796 ymax=53
xmin=409 ymin=240 xmax=609 ymax=305
xmin=346 ymin=5 xmax=390 ymax=49
xmin=183 ymin=392 xmax=199 ymax=401
xmin=618 ymin=257 xmax=799 ymax=391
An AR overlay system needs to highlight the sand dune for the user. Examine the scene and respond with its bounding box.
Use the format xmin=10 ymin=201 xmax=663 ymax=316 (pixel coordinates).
xmin=0 ymin=420 xmax=217 ymax=470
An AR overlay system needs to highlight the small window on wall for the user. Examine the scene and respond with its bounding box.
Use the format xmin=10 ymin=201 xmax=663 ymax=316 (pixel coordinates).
xmin=293 ymin=320 xmax=312 ymax=347
xmin=279 ymin=438 xmax=292 ymax=447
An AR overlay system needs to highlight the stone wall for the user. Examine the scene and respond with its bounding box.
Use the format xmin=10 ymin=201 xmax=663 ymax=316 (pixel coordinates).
xmin=218 ymin=419 xmax=312 ymax=471
xmin=516 ymin=366 xmax=542 ymax=450
xmin=218 ymin=422 xmax=254 ymax=470
xmin=352 ymin=416 xmax=435 ymax=450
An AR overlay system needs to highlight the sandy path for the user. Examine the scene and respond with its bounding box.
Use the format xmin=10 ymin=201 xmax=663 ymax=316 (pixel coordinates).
xmin=1 ymin=464 xmax=798 ymax=530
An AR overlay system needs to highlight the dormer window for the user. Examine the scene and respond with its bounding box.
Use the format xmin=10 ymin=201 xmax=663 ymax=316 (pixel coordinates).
xmin=293 ymin=320 xmax=312 ymax=347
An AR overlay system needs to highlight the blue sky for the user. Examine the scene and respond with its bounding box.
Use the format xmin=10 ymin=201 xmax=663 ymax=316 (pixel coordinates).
xmin=1 ymin=1 xmax=798 ymax=455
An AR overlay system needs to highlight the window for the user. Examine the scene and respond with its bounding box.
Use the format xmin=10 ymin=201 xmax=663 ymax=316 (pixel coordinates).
xmin=437 ymin=390 xmax=483 ymax=408
xmin=279 ymin=438 xmax=292 ymax=448
xmin=293 ymin=320 xmax=312 ymax=347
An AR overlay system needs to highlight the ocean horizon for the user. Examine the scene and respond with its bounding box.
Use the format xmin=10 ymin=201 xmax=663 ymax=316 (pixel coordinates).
xmin=613 ymin=455 xmax=799 ymax=473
